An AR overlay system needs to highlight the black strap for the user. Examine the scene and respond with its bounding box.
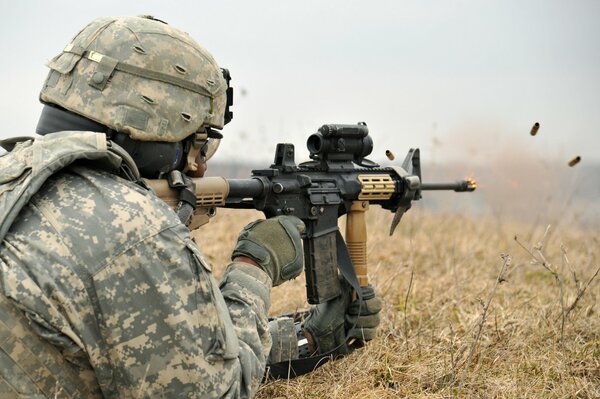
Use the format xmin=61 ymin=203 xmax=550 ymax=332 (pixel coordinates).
xmin=265 ymin=349 xmax=336 ymax=380
xmin=64 ymin=48 xmax=218 ymax=98
xmin=167 ymin=171 xmax=197 ymax=224
xmin=335 ymin=230 xmax=363 ymax=303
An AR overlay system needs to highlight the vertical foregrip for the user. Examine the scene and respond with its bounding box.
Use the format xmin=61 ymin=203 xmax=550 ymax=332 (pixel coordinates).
xmin=346 ymin=201 xmax=369 ymax=288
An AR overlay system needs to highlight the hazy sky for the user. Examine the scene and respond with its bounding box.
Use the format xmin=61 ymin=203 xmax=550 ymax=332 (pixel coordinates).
xmin=1 ymin=1 xmax=599 ymax=165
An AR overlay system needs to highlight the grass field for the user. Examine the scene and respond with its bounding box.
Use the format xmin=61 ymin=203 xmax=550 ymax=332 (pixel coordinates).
xmin=200 ymin=207 xmax=599 ymax=398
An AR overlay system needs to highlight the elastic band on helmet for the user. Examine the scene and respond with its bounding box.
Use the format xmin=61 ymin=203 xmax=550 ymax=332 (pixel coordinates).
xmin=62 ymin=46 xmax=220 ymax=99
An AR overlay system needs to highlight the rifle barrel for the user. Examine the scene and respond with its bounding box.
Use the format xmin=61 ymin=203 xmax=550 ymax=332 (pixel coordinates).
xmin=420 ymin=179 xmax=476 ymax=192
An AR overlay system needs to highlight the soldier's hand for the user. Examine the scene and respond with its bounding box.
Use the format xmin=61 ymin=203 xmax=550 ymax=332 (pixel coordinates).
xmin=303 ymin=280 xmax=382 ymax=356
xmin=231 ymin=216 xmax=305 ymax=286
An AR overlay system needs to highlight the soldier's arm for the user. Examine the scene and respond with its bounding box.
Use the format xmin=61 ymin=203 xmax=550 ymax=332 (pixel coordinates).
xmin=218 ymin=261 xmax=273 ymax=393
xmin=219 ymin=261 xmax=299 ymax=393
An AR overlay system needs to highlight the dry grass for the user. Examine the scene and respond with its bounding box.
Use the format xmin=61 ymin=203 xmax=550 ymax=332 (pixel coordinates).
xmin=200 ymin=208 xmax=599 ymax=398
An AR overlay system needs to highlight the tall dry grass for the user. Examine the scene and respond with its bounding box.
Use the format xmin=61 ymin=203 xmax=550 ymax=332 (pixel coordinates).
xmin=200 ymin=207 xmax=599 ymax=398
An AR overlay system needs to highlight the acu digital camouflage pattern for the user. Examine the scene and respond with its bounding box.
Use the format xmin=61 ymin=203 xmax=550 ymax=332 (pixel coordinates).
xmin=40 ymin=16 xmax=228 ymax=142
xmin=0 ymin=131 xmax=123 ymax=243
xmin=0 ymin=133 xmax=294 ymax=397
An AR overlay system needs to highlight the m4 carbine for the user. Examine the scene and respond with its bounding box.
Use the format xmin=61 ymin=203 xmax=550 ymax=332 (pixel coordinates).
xmin=147 ymin=122 xmax=476 ymax=304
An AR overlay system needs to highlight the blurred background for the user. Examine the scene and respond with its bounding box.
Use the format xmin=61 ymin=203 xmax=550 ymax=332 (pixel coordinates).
xmin=1 ymin=1 xmax=598 ymax=226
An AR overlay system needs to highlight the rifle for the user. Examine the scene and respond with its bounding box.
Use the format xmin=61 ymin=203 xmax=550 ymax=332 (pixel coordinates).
xmin=146 ymin=122 xmax=476 ymax=305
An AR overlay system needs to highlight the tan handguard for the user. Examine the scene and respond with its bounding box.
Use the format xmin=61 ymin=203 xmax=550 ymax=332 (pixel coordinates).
xmin=144 ymin=176 xmax=230 ymax=230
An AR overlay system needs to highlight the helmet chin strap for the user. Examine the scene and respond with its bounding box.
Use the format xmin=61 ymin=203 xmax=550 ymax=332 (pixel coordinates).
xmin=182 ymin=132 xmax=208 ymax=173
xmin=183 ymin=139 xmax=201 ymax=173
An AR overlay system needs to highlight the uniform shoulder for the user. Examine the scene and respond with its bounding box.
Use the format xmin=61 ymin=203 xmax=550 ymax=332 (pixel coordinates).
xmin=24 ymin=165 xmax=185 ymax=266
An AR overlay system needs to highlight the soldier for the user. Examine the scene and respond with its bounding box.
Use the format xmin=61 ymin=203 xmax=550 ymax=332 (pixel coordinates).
xmin=0 ymin=16 xmax=381 ymax=398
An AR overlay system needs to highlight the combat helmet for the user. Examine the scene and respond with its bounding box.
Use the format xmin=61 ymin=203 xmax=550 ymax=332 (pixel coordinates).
xmin=38 ymin=16 xmax=233 ymax=175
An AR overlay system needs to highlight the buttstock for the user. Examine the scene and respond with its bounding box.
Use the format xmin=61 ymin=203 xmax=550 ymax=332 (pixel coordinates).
xmin=145 ymin=176 xmax=231 ymax=229
xmin=144 ymin=176 xmax=230 ymax=208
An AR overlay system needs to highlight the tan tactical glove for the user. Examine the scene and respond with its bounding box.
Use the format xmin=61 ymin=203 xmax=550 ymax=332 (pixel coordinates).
xmin=231 ymin=216 xmax=305 ymax=286
xmin=303 ymin=279 xmax=382 ymax=356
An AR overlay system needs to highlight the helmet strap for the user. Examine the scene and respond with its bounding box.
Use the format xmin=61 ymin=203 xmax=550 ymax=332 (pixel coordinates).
xmin=182 ymin=132 xmax=207 ymax=173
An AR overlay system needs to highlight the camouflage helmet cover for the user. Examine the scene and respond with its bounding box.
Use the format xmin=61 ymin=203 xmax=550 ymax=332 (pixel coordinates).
xmin=40 ymin=16 xmax=228 ymax=142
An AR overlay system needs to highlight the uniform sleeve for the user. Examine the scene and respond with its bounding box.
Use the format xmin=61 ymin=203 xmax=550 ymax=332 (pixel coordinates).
xmin=218 ymin=263 xmax=300 ymax=386
xmin=266 ymin=317 xmax=298 ymax=364
xmin=218 ymin=262 xmax=272 ymax=394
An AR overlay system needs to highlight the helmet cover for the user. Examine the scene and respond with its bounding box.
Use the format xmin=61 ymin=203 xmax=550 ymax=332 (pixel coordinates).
xmin=40 ymin=16 xmax=228 ymax=142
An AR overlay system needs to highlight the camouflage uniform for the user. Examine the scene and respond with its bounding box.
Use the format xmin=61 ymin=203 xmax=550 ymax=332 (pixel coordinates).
xmin=0 ymin=162 xmax=289 ymax=398
xmin=0 ymin=15 xmax=299 ymax=398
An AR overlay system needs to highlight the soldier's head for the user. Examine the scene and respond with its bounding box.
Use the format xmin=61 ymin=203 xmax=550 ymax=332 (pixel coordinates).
xmin=36 ymin=15 xmax=233 ymax=178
